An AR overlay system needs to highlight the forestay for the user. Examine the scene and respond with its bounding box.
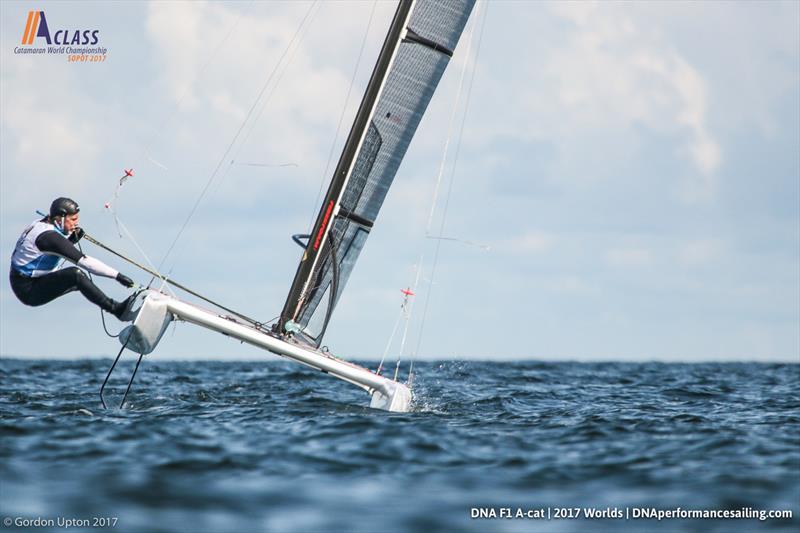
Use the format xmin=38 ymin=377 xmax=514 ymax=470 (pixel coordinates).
xmin=280 ymin=0 xmax=475 ymax=346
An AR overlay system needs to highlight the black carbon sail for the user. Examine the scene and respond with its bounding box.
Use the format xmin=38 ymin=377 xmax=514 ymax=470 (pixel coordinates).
xmin=280 ymin=0 xmax=476 ymax=345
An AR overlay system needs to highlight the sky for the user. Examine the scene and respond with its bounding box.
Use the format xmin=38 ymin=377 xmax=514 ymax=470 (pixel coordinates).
xmin=1 ymin=0 xmax=798 ymax=362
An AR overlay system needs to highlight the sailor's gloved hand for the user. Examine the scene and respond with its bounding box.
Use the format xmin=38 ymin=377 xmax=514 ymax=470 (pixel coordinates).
xmin=116 ymin=273 xmax=134 ymax=288
xmin=69 ymin=227 xmax=85 ymax=243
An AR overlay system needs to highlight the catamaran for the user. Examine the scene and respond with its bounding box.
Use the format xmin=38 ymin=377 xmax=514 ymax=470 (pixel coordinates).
xmin=102 ymin=0 xmax=476 ymax=412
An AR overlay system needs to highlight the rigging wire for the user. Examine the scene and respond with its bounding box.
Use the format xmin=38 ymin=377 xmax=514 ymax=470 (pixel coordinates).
xmin=409 ymin=0 xmax=489 ymax=377
xmin=156 ymin=1 xmax=320 ymax=274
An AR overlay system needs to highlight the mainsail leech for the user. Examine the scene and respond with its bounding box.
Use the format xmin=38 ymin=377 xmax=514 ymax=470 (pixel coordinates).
xmin=280 ymin=0 xmax=476 ymax=346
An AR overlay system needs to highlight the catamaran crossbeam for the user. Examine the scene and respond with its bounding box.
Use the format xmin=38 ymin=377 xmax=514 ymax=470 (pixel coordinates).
xmin=117 ymin=291 xmax=412 ymax=412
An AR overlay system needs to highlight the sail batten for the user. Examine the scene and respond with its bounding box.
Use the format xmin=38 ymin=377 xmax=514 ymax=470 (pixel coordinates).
xmin=280 ymin=0 xmax=475 ymax=345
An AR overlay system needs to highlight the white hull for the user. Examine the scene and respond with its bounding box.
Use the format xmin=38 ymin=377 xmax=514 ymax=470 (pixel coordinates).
xmin=118 ymin=291 xmax=412 ymax=413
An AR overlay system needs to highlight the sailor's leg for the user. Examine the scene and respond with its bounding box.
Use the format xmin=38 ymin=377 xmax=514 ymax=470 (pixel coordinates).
xmin=21 ymin=267 xmax=116 ymax=311
xmin=9 ymin=271 xmax=35 ymax=304
xmin=73 ymin=269 xmax=118 ymax=312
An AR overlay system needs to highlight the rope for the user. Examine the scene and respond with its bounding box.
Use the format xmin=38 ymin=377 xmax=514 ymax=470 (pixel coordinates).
xmin=99 ymin=308 xmax=121 ymax=338
xmin=83 ymin=233 xmax=263 ymax=326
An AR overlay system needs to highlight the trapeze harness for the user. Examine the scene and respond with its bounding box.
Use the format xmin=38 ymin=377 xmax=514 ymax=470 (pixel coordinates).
xmin=9 ymin=219 xmax=120 ymax=311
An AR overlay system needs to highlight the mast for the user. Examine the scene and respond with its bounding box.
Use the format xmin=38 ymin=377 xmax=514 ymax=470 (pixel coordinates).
xmin=279 ymin=0 xmax=475 ymax=345
xmin=280 ymin=1 xmax=415 ymax=338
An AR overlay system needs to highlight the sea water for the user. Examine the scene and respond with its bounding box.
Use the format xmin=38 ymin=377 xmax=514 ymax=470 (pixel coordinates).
xmin=1 ymin=359 xmax=798 ymax=532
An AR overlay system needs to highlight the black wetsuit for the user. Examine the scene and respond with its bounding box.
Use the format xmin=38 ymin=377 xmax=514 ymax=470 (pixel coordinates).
xmin=10 ymin=220 xmax=120 ymax=312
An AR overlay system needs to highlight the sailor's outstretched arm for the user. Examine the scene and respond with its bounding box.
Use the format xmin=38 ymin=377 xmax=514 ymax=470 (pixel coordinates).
xmin=35 ymin=231 xmax=119 ymax=278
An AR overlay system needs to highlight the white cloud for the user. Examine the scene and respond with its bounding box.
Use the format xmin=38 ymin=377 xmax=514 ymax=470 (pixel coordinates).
xmin=545 ymin=2 xmax=721 ymax=176
xmin=0 ymin=61 xmax=101 ymax=217
xmin=634 ymin=50 xmax=721 ymax=174
xmin=462 ymin=1 xmax=728 ymax=203
xmin=145 ymin=1 xmax=236 ymax=109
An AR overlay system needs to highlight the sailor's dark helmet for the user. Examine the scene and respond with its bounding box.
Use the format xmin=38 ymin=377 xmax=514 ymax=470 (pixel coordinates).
xmin=49 ymin=197 xmax=80 ymax=218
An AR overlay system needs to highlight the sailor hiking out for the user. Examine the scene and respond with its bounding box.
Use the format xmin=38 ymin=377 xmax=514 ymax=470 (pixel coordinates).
xmin=9 ymin=197 xmax=136 ymax=319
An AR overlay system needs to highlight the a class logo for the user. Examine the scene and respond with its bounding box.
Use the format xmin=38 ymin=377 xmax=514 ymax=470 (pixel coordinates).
xmin=15 ymin=10 xmax=108 ymax=62
xmin=21 ymin=10 xmax=99 ymax=45
xmin=21 ymin=10 xmax=49 ymax=44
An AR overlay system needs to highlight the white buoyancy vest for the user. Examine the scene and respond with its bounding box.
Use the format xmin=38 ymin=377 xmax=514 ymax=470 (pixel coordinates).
xmin=10 ymin=220 xmax=66 ymax=277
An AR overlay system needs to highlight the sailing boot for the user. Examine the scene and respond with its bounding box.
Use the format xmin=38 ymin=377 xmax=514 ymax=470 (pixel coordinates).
xmin=111 ymin=293 xmax=137 ymax=320
xmin=73 ymin=269 xmax=131 ymax=319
